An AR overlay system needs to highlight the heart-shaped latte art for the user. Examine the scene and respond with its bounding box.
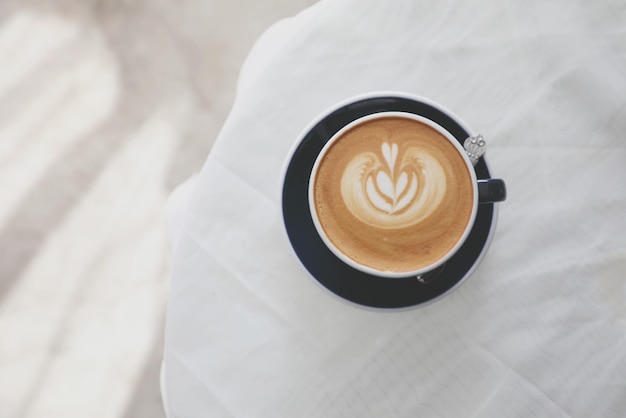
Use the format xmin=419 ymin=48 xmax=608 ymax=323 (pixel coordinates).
xmin=340 ymin=142 xmax=447 ymax=229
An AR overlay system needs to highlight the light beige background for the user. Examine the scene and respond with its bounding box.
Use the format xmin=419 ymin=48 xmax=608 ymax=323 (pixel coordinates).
xmin=0 ymin=0 xmax=317 ymax=417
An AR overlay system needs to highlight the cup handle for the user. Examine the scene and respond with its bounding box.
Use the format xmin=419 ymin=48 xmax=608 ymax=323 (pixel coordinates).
xmin=478 ymin=179 xmax=506 ymax=203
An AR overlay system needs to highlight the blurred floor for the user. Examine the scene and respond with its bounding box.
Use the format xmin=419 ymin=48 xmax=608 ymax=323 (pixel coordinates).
xmin=0 ymin=0 xmax=317 ymax=417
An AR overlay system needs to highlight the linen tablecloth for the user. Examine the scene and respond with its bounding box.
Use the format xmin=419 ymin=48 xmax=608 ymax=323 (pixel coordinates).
xmin=162 ymin=0 xmax=626 ymax=416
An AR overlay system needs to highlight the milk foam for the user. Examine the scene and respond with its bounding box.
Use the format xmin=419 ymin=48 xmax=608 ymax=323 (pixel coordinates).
xmin=311 ymin=115 xmax=475 ymax=274
xmin=340 ymin=141 xmax=446 ymax=229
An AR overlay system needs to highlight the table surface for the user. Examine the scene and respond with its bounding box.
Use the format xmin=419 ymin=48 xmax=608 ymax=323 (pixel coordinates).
xmin=162 ymin=1 xmax=626 ymax=416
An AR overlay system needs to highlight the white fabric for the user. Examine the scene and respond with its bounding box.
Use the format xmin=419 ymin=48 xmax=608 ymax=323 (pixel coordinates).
xmin=162 ymin=0 xmax=626 ymax=416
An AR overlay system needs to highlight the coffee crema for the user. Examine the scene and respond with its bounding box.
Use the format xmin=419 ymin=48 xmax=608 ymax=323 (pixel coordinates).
xmin=312 ymin=115 xmax=475 ymax=274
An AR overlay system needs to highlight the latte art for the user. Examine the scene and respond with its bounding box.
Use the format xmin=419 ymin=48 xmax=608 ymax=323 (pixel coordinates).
xmin=341 ymin=142 xmax=446 ymax=229
xmin=311 ymin=115 xmax=475 ymax=274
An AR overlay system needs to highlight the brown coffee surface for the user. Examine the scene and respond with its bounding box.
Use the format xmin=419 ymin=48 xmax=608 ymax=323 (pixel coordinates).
xmin=312 ymin=116 xmax=475 ymax=274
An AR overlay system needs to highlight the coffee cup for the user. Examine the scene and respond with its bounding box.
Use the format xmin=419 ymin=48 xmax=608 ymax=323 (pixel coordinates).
xmin=308 ymin=107 xmax=506 ymax=279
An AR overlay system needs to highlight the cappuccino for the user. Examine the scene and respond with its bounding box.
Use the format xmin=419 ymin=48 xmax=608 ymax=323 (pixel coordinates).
xmin=311 ymin=114 xmax=475 ymax=275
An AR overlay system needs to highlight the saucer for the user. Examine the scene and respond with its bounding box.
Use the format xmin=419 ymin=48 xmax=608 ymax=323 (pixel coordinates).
xmin=282 ymin=95 xmax=497 ymax=309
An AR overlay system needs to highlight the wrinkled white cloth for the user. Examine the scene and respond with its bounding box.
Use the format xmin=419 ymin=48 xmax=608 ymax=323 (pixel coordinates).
xmin=162 ymin=0 xmax=626 ymax=416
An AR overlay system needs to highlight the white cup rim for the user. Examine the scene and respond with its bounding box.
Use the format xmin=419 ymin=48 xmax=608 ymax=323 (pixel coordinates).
xmin=308 ymin=111 xmax=479 ymax=278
